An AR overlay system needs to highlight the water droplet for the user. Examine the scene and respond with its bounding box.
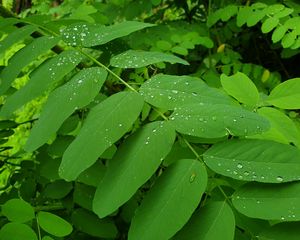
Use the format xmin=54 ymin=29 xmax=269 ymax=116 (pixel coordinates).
xmin=237 ymin=163 xmax=243 ymax=169
xmin=189 ymin=173 xmax=196 ymax=182
xmin=276 ymin=176 xmax=283 ymax=182
xmin=152 ymin=129 xmax=157 ymax=133
xmin=233 ymin=171 xmax=238 ymax=175
xmin=256 ymin=200 xmax=261 ymax=204
xmin=261 ymin=176 xmax=265 ymax=180
xmin=119 ymin=123 xmax=123 ymax=127
xmin=233 ymin=119 xmax=237 ymax=123
xmin=212 ymin=116 xmax=217 ymax=121
xmin=238 ymin=175 xmax=243 ymax=179
xmin=145 ymin=141 xmax=149 ymax=145
xmin=217 ymin=163 xmax=221 ymax=167
xmin=244 ymin=171 xmax=250 ymax=176
xmin=172 ymin=90 xmax=178 ymax=94
xmin=280 ymin=216 xmax=285 ymax=220
xmin=192 ymin=92 xmax=197 ymax=96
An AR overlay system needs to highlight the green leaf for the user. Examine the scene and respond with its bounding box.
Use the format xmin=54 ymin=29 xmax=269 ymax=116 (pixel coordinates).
xmin=73 ymin=183 xmax=95 ymax=210
xmin=220 ymin=72 xmax=259 ymax=106
xmin=2 ymin=198 xmax=35 ymax=223
xmin=37 ymin=211 xmax=73 ymax=237
xmin=128 ymin=159 xmax=207 ymax=240
xmin=0 ymin=223 xmax=38 ymax=240
xmin=59 ymin=92 xmax=144 ymax=181
xmin=0 ymin=36 xmax=60 ymax=95
xmin=267 ymin=78 xmax=300 ymax=109
xmin=251 ymin=107 xmax=300 ymax=147
xmin=261 ymin=17 xmax=279 ymax=33
xmin=61 ymin=21 xmax=154 ymax=47
xmin=281 ymin=31 xmax=297 ymax=48
xmin=42 ymin=237 xmax=54 ymax=240
xmin=110 ymin=50 xmax=189 ymax=68
xmin=0 ymin=25 xmax=37 ymax=55
xmin=259 ymin=222 xmax=300 ymax=240
xmin=93 ymin=121 xmax=176 ymax=218
xmin=232 ymin=182 xmax=300 ymax=221
xmin=25 ymin=67 xmax=107 ymax=152
xmin=204 ymin=139 xmax=300 ymax=183
xmin=43 ymin=180 xmax=73 ymax=199
xmin=140 ymin=74 xmax=233 ymax=110
xmin=170 ymin=103 xmax=270 ymax=138
xmin=174 ymin=201 xmax=235 ymax=240
xmin=71 ymin=208 xmax=118 ymax=238
xmin=77 ymin=161 xmax=106 ymax=187
xmin=272 ymin=25 xmax=287 ymax=43
xmin=247 ymin=9 xmax=267 ymax=27
xmin=0 ymin=50 xmax=83 ymax=118
xmin=237 ymin=7 xmax=252 ymax=27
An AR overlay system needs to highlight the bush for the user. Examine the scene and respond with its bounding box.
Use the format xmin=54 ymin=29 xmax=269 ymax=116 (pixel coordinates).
xmin=0 ymin=0 xmax=300 ymax=239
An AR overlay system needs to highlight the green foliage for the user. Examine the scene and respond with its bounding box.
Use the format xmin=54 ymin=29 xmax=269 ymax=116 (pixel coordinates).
xmin=0 ymin=0 xmax=300 ymax=239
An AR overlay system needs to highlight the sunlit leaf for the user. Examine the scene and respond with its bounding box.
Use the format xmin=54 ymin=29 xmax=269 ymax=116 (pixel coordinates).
xmin=0 ymin=223 xmax=37 ymax=240
xmin=2 ymin=198 xmax=35 ymax=223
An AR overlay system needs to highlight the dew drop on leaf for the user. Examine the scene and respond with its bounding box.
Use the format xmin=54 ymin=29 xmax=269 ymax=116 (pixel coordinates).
xmin=237 ymin=163 xmax=243 ymax=169
xmin=276 ymin=176 xmax=283 ymax=182
xmin=189 ymin=173 xmax=196 ymax=182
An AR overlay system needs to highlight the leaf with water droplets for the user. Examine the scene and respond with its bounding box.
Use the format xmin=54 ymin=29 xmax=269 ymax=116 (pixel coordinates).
xmin=93 ymin=121 xmax=176 ymax=218
xmin=61 ymin=21 xmax=154 ymax=47
xmin=25 ymin=68 xmax=107 ymax=152
xmin=140 ymin=74 xmax=234 ymax=110
xmin=59 ymin=92 xmax=144 ymax=181
xmin=170 ymin=103 xmax=270 ymax=138
xmin=220 ymin=72 xmax=259 ymax=107
xmin=173 ymin=201 xmax=235 ymax=240
xmin=110 ymin=50 xmax=189 ymax=68
xmin=0 ymin=50 xmax=84 ymax=118
xmin=128 ymin=159 xmax=207 ymax=240
xmin=204 ymin=139 xmax=300 ymax=183
xmin=232 ymin=182 xmax=300 ymax=221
